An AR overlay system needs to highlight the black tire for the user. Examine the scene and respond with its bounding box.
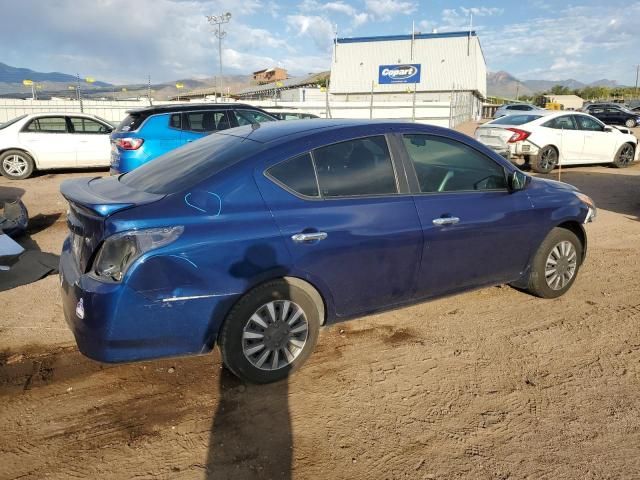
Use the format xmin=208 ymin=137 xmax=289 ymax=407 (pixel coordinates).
xmin=532 ymin=146 xmax=558 ymax=174
xmin=625 ymin=118 xmax=637 ymax=128
xmin=525 ymin=227 xmax=583 ymax=299
xmin=0 ymin=149 xmax=35 ymax=180
xmin=218 ymin=279 xmax=321 ymax=384
xmin=612 ymin=143 xmax=635 ymax=168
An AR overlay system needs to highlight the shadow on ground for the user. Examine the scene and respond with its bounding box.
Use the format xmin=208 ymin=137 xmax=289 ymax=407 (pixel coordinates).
xmin=537 ymin=167 xmax=640 ymax=221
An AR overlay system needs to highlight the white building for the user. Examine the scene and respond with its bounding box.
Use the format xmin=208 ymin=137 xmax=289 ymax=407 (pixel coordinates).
xmin=330 ymin=31 xmax=486 ymax=121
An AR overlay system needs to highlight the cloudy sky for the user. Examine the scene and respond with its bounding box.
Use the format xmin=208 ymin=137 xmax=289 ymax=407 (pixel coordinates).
xmin=0 ymin=0 xmax=638 ymax=85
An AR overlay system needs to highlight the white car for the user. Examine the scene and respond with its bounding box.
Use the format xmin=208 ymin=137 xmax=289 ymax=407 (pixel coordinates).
xmin=0 ymin=113 xmax=113 ymax=180
xmin=475 ymin=111 xmax=639 ymax=173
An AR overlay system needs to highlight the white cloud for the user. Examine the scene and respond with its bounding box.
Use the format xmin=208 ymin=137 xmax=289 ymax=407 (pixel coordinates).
xmin=482 ymin=3 xmax=640 ymax=82
xmin=286 ymin=14 xmax=335 ymax=52
xmin=364 ymin=0 xmax=417 ymax=21
xmin=460 ymin=7 xmax=504 ymax=17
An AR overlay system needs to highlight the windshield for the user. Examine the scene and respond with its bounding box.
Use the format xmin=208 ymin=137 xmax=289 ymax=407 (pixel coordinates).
xmin=0 ymin=115 xmax=27 ymax=130
xmin=120 ymin=131 xmax=265 ymax=194
xmin=490 ymin=114 xmax=542 ymax=125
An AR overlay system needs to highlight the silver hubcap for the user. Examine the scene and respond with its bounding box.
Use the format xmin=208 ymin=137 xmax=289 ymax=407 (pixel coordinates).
xmin=540 ymin=148 xmax=557 ymax=170
xmin=619 ymin=145 xmax=634 ymax=165
xmin=2 ymin=154 xmax=28 ymax=176
xmin=545 ymin=241 xmax=577 ymax=290
xmin=242 ymin=300 xmax=308 ymax=371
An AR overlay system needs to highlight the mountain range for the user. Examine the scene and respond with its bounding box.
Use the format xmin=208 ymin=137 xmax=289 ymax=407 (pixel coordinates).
xmin=486 ymin=71 xmax=622 ymax=98
xmin=0 ymin=62 xmax=626 ymax=100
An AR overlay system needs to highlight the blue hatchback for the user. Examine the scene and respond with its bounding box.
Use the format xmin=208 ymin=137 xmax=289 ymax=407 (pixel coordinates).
xmin=109 ymin=103 xmax=276 ymax=174
xmin=60 ymin=120 xmax=595 ymax=383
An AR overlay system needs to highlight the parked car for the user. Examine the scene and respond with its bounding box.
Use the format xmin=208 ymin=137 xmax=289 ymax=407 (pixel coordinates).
xmin=110 ymin=103 xmax=277 ymax=174
xmin=0 ymin=113 xmax=113 ymax=180
xmin=583 ymin=104 xmax=640 ymax=128
xmin=60 ymin=119 xmax=596 ymax=384
xmin=476 ymin=111 xmax=638 ymax=173
xmin=267 ymin=111 xmax=320 ymax=120
xmin=493 ymin=104 xmax=546 ymax=119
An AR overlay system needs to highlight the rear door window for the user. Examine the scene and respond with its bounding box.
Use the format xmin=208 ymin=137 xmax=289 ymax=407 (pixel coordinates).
xmin=183 ymin=110 xmax=231 ymax=132
xmin=543 ymin=115 xmax=578 ymax=130
xmin=313 ymin=136 xmax=397 ymax=197
xmin=24 ymin=116 xmax=68 ymax=133
xmin=402 ymin=134 xmax=507 ymax=193
xmin=266 ymin=153 xmax=319 ymax=197
xmin=69 ymin=117 xmax=111 ymax=134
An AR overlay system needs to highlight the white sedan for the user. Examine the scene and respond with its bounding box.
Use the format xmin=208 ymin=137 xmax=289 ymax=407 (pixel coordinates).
xmin=475 ymin=111 xmax=639 ymax=173
xmin=0 ymin=113 xmax=113 ymax=180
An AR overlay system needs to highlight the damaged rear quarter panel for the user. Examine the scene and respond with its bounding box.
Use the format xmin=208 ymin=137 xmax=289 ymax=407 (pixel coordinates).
xmin=101 ymin=167 xmax=292 ymax=357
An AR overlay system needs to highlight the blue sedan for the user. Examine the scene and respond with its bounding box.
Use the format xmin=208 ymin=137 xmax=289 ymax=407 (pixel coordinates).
xmin=59 ymin=120 xmax=595 ymax=383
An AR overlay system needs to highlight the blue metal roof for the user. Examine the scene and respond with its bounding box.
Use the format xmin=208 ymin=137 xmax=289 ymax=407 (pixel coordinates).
xmin=336 ymin=31 xmax=477 ymax=44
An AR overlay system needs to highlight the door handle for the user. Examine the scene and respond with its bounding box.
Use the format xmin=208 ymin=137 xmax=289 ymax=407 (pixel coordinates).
xmin=432 ymin=217 xmax=460 ymax=226
xmin=291 ymin=232 xmax=328 ymax=243
xmin=186 ymin=140 xmax=193 ymax=143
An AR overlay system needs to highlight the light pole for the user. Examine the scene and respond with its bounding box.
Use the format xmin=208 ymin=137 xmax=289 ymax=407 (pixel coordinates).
xmin=635 ymin=64 xmax=639 ymax=99
xmin=206 ymin=12 xmax=232 ymax=102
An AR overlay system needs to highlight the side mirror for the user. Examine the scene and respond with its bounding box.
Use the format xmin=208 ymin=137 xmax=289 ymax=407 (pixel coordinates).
xmin=507 ymin=169 xmax=528 ymax=193
xmin=603 ymin=126 xmax=613 ymax=132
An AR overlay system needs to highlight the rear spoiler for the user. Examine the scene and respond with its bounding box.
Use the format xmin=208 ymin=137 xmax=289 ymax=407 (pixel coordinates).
xmin=60 ymin=176 xmax=164 ymax=217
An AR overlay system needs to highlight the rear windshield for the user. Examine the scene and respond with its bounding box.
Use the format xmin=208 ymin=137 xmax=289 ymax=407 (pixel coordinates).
xmin=491 ymin=114 xmax=542 ymax=125
xmin=115 ymin=113 xmax=147 ymax=132
xmin=120 ymin=131 xmax=265 ymax=194
xmin=0 ymin=115 xmax=27 ymax=130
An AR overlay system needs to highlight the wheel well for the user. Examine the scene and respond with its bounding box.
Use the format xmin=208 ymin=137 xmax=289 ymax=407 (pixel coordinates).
xmin=0 ymin=148 xmax=36 ymax=166
xmin=556 ymin=221 xmax=587 ymax=262
xmin=283 ymin=276 xmax=327 ymax=325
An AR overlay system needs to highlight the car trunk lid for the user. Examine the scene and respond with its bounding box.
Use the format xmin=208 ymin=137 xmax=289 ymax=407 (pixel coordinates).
xmin=60 ymin=176 xmax=164 ymax=272
xmin=475 ymin=125 xmax=518 ymax=150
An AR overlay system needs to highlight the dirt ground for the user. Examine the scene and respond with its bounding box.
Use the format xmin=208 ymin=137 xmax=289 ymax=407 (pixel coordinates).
xmin=1 ymin=125 xmax=639 ymax=479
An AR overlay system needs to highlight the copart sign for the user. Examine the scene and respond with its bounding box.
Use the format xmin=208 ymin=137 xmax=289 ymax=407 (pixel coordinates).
xmin=378 ymin=64 xmax=421 ymax=84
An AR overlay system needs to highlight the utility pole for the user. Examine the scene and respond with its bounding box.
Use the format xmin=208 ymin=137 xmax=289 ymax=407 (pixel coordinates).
xmin=635 ymin=64 xmax=639 ymax=99
xmin=207 ymin=12 xmax=232 ymax=102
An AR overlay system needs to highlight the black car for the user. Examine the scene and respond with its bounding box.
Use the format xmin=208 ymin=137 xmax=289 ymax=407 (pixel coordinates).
xmin=584 ymin=104 xmax=640 ymax=128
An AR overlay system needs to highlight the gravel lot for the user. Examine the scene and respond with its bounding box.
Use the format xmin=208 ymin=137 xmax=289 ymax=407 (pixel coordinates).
xmin=1 ymin=124 xmax=639 ymax=479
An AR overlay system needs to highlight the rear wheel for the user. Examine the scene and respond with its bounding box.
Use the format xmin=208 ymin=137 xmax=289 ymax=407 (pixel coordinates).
xmin=625 ymin=118 xmax=637 ymax=128
xmin=0 ymin=150 xmax=34 ymax=180
xmin=525 ymin=227 xmax=582 ymax=299
xmin=218 ymin=279 xmax=321 ymax=384
xmin=612 ymin=143 xmax=635 ymax=168
xmin=532 ymin=146 xmax=558 ymax=174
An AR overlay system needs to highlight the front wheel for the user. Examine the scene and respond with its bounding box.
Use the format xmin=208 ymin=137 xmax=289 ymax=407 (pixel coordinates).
xmin=525 ymin=227 xmax=583 ymax=299
xmin=218 ymin=279 xmax=321 ymax=384
xmin=625 ymin=118 xmax=637 ymax=128
xmin=0 ymin=150 xmax=35 ymax=180
xmin=532 ymin=146 xmax=558 ymax=174
xmin=612 ymin=143 xmax=635 ymax=168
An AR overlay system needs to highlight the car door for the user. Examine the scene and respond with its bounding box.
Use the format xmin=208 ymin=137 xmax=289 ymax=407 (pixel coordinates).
xmin=540 ymin=115 xmax=584 ymax=163
xmin=17 ymin=116 xmax=76 ymax=168
xmin=573 ymin=115 xmax=617 ymax=162
xmin=180 ymin=110 xmax=232 ymax=145
xmin=398 ymin=133 xmax=537 ymax=298
xmin=68 ymin=116 xmax=112 ymax=167
xmin=257 ymin=135 xmax=423 ymax=318
xmin=605 ymin=107 xmax=624 ymax=125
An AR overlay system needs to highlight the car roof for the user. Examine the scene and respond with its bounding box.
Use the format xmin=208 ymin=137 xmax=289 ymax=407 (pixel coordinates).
xmin=125 ymin=103 xmax=263 ymax=115
xmin=215 ymin=119 xmax=455 ymax=145
xmin=23 ymin=112 xmax=102 ymax=118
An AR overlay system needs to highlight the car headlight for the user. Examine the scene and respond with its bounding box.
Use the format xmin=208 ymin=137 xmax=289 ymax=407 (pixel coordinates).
xmin=91 ymin=226 xmax=183 ymax=282
xmin=575 ymin=193 xmax=596 ymax=223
